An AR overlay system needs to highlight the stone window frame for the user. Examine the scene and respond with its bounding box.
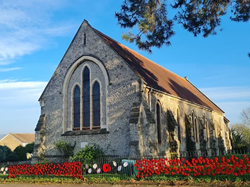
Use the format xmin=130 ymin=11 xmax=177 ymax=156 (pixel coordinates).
xmin=63 ymin=56 xmax=110 ymax=133
xmin=155 ymin=100 xmax=162 ymax=144
xmin=72 ymin=83 xmax=81 ymax=130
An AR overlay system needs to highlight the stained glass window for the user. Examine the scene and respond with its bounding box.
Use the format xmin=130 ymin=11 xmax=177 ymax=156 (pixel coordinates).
xmin=93 ymin=81 xmax=100 ymax=127
xmin=73 ymin=85 xmax=80 ymax=129
xmin=83 ymin=67 xmax=90 ymax=128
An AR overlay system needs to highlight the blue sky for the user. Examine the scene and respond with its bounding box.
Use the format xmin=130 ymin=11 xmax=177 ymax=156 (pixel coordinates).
xmin=0 ymin=0 xmax=249 ymax=134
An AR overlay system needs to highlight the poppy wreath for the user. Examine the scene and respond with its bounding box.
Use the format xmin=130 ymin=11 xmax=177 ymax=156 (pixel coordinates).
xmin=102 ymin=164 xmax=111 ymax=173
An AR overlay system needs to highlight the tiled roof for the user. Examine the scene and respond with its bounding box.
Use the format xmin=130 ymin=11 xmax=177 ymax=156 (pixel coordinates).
xmin=10 ymin=133 xmax=35 ymax=144
xmin=93 ymin=28 xmax=224 ymax=114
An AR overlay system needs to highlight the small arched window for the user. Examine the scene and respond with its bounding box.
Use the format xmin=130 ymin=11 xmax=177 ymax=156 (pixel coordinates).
xmin=206 ymin=120 xmax=209 ymax=141
xmin=93 ymin=81 xmax=100 ymax=128
xmin=192 ymin=112 xmax=195 ymax=137
xmin=194 ymin=118 xmax=199 ymax=143
xmin=83 ymin=67 xmax=90 ymax=128
xmin=177 ymin=108 xmax=181 ymax=142
xmin=156 ymin=102 xmax=161 ymax=144
xmin=73 ymin=85 xmax=80 ymax=130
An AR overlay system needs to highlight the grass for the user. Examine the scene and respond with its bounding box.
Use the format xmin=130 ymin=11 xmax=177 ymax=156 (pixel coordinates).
xmin=2 ymin=172 xmax=250 ymax=186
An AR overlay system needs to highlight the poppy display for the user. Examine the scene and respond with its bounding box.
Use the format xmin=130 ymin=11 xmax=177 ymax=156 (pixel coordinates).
xmin=102 ymin=164 xmax=111 ymax=173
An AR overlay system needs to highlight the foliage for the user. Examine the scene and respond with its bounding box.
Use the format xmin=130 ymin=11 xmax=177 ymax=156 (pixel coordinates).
xmin=13 ymin=145 xmax=28 ymax=161
xmin=25 ymin=142 xmax=34 ymax=153
xmin=0 ymin=150 xmax=6 ymax=162
xmin=231 ymin=123 xmax=250 ymax=151
xmin=4 ymin=153 xmax=18 ymax=162
xmin=116 ymin=0 xmax=250 ymax=52
xmin=0 ymin=146 xmax=12 ymax=162
xmin=70 ymin=145 xmax=104 ymax=166
xmin=241 ymin=107 xmax=250 ymax=126
xmin=55 ymin=141 xmax=75 ymax=159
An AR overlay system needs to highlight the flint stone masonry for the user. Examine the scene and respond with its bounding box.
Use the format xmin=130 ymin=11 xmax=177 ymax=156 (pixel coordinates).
xmin=33 ymin=20 xmax=232 ymax=162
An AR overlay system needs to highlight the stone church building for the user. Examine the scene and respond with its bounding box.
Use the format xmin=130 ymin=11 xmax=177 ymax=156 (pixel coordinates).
xmin=33 ymin=20 xmax=232 ymax=161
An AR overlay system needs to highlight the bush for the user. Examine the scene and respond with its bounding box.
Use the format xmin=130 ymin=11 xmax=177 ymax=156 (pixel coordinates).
xmin=70 ymin=145 xmax=104 ymax=166
xmin=13 ymin=145 xmax=28 ymax=161
xmin=0 ymin=149 xmax=6 ymax=162
xmin=5 ymin=153 xmax=18 ymax=162
xmin=25 ymin=142 xmax=34 ymax=153
xmin=0 ymin=145 xmax=12 ymax=162
xmin=55 ymin=141 xmax=75 ymax=158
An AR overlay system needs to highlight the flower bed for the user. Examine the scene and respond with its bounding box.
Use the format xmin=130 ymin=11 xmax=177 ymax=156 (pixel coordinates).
xmin=134 ymin=155 xmax=250 ymax=179
xmin=8 ymin=162 xmax=83 ymax=179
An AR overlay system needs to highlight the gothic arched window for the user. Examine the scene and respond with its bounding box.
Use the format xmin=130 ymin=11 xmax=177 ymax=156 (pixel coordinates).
xmin=93 ymin=81 xmax=100 ymax=128
xmin=156 ymin=102 xmax=161 ymax=144
xmin=83 ymin=67 xmax=90 ymax=128
xmin=177 ymin=108 xmax=181 ymax=142
xmin=73 ymin=85 xmax=80 ymax=129
xmin=194 ymin=118 xmax=199 ymax=143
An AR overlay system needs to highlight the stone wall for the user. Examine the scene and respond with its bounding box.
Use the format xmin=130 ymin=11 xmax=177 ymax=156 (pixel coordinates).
xmin=136 ymin=86 xmax=229 ymax=157
xmin=34 ymin=21 xmax=141 ymax=161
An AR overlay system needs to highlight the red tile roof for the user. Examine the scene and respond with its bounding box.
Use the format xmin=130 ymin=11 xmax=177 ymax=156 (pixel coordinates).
xmin=93 ymin=28 xmax=224 ymax=114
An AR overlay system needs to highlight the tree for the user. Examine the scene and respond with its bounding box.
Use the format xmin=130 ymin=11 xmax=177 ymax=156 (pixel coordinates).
xmin=13 ymin=145 xmax=28 ymax=161
xmin=25 ymin=142 xmax=35 ymax=154
xmin=116 ymin=0 xmax=250 ymax=53
xmin=241 ymin=107 xmax=250 ymax=126
xmin=0 ymin=149 xmax=6 ymax=162
xmin=231 ymin=123 xmax=250 ymax=152
xmin=0 ymin=145 xmax=12 ymax=162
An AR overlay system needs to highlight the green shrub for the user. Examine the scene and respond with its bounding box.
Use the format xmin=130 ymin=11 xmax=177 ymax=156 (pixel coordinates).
xmin=55 ymin=141 xmax=75 ymax=158
xmin=70 ymin=145 xmax=104 ymax=166
xmin=5 ymin=153 xmax=18 ymax=162
xmin=13 ymin=145 xmax=28 ymax=161
xmin=25 ymin=142 xmax=34 ymax=154
xmin=0 ymin=146 xmax=12 ymax=162
xmin=0 ymin=149 xmax=6 ymax=162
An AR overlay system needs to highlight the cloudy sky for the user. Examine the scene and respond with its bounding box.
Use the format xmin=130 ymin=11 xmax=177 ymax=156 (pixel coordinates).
xmin=0 ymin=0 xmax=249 ymax=134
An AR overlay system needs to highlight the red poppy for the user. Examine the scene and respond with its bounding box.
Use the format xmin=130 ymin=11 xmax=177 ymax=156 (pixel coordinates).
xmin=102 ymin=164 xmax=111 ymax=173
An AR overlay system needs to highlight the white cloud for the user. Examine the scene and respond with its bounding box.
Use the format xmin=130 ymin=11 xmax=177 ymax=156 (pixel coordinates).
xmin=0 ymin=67 xmax=21 ymax=72
xmin=200 ymin=86 xmax=250 ymax=124
xmin=200 ymin=86 xmax=250 ymax=101
xmin=216 ymin=101 xmax=250 ymax=125
xmin=0 ymin=0 xmax=76 ymax=66
xmin=0 ymin=80 xmax=47 ymax=90
xmin=0 ymin=79 xmax=47 ymax=133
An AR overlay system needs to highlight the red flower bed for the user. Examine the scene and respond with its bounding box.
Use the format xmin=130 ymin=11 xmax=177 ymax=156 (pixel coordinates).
xmin=134 ymin=155 xmax=250 ymax=179
xmin=8 ymin=162 xmax=83 ymax=179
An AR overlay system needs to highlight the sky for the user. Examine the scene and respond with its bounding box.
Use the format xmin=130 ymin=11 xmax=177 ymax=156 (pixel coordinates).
xmin=0 ymin=0 xmax=249 ymax=134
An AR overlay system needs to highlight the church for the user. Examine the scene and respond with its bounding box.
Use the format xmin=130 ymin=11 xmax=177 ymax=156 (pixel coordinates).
xmin=33 ymin=20 xmax=232 ymax=161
